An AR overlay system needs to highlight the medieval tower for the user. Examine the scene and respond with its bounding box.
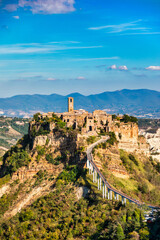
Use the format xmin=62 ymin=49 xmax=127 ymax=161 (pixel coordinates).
xmin=68 ymin=97 xmax=74 ymax=112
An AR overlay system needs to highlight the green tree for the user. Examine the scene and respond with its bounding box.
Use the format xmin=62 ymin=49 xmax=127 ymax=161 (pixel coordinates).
xmin=116 ymin=224 xmax=125 ymax=240
xmin=139 ymin=228 xmax=149 ymax=240
xmin=33 ymin=113 xmax=41 ymax=122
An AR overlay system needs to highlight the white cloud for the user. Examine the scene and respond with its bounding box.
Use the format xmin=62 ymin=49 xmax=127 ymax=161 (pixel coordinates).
xmin=4 ymin=4 xmax=18 ymax=12
xmin=13 ymin=16 xmax=20 ymax=19
xmin=108 ymin=64 xmax=117 ymax=70
xmin=0 ymin=43 xmax=102 ymax=55
xmin=108 ymin=65 xmax=128 ymax=71
xmin=89 ymin=20 xmax=141 ymax=31
xmin=77 ymin=76 xmax=85 ymax=80
xmin=146 ymin=66 xmax=160 ymax=71
xmin=71 ymin=57 xmax=119 ymax=61
xmin=119 ymin=65 xmax=128 ymax=71
xmin=120 ymin=32 xmax=160 ymax=36
xmin=88 ymin=20 xmax=156 ymax=35
xmin=47 ymin=77 xmax=57 ymax=81
xmin=4 ymin=0 xmax=75 ymax=14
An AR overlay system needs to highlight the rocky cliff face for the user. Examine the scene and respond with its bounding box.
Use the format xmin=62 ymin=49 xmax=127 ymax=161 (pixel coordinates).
xmin=111 ymin=122 xmax=150 ymax=155
xmin=118 ymin=136 xmax=150 ymax=155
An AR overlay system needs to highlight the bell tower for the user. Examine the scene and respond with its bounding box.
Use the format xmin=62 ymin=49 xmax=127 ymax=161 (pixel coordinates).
xmin=68 ymin=97 xmax=74 ymax=112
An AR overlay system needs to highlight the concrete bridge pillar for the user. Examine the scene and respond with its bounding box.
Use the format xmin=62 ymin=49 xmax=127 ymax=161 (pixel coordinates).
xmin=93 ymin=167 xmax=95 ymax=182
xmin=122 ymin=197 xmax=126 ymax=205
xmin=95 ymin=171 xmax=97 ymax=182
xmin=110 ymin=190 xmax=112 ymax=200
xmin=87 ymin=159 xmax=89 ymax=168
xmin=97 ymin=174 xmax=99 ymax=190
xmin=114 ymin=192 xmax=117 ymax=200
xmin=116 ymin=194 xmax=119 ymax=201
xmin=122 ymin=196 xmax=124 ymax=204
xmin=103 ymin=182 xmax=106 ymax=198
xmin=105 ymin=185 xmax=107 ymax=198
xmin=89 ymin=161 xmax=91 ymax=175
xmin=108 ymin=189 xmax=110 ymax=200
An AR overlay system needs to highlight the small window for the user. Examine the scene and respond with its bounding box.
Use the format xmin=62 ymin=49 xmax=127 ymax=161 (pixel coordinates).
xmin=70 ymin=99 xmax=72 ymax=102
xmin=89 ymin=126 xmax=92 ymax=131
xmin=67 ymin=119 xmax=69 ymax=122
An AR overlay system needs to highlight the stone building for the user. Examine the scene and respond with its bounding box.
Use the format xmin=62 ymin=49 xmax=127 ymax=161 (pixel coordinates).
xmin=29 ymin=97 xmax=150 ymax=156
xmin=52 ymin=99 xmax=113 ymax=135
xmin=40 ymin=97 xmax=138 ymax=139
xmin=68 ymin=97 xmax=74 ymax=112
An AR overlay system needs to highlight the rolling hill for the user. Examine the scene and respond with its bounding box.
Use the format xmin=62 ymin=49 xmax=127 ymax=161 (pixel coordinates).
xmin=0 ymin=89 xmax=160 ymax=118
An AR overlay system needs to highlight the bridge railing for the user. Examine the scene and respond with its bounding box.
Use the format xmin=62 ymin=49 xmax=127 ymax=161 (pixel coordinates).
xmin=86 ymin=139 xmax=159 ymax=209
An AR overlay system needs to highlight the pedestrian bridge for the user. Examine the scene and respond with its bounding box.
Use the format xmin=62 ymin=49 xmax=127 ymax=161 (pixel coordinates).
xmin=86 ymin=137 xmax=159 ymax=210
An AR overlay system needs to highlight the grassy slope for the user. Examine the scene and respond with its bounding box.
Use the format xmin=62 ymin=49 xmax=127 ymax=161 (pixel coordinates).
xmin=96 ymin=145 xmax=160 ymax=206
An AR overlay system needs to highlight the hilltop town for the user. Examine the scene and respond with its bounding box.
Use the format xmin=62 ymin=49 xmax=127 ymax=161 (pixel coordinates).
xmin=29 ymin=97 xmax=149 ymax=155
xmin=0 ymin=97 xmax=160 ymax=239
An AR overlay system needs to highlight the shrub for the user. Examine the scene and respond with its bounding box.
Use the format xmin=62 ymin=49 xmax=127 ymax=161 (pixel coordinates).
xmin=87 ymin=136 xmax=96 ymax=144
xmin=58 ymin=165 xmax=85 ymax=183
xmin=36 ymin=170 xmax=45 ymax=179
xmin=139 ymin=228 xmax=149 ymax=240
xmin=2 ymin=149 xmax=30 ymax=175
xmin=116 ymin=224 xmax=125 ymax=240
xmin=36 ymin=146 xmax=45 ymax=156
xmin=33 ymin=113 xmax=41 ymax=122
xmin=56 ymin=121 xmax=66 ymax=129
xmin=19 ymin=210 xmax=35 ymax=222
xmin=121 ymin=115 xmax=138 ymax=123
xmin=46 ymin=138 xmax=49 ymax=145
xmin=107 ymin=132 xmax=118 ymax=145
xmin=129 ymin=154 xmax=139 ymax=166
xmin=0 ymin=175 xmax=11 ymax=188
xmin=46 ymin=154 xmax=61 ymax=165
xmin=36 ymin=125 xmax=50 ymax=136
xmin=112 ymin=114 xmax=117 ymax=120
xmin=138 ymin=182 xmax=149 ymax=194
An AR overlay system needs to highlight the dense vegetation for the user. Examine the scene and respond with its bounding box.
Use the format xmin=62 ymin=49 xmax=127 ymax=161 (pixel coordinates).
xmin=112 ymin=114 xmax=138 ymax=123
xmin=120 ymin=115 xmax=138 ymax=123
xmin=31 ymin=113 xmax=68 ymax=137
xmin=0 ymin=166 xmax=154 ymax=240
xmin=100 ymin=149 xmax=160 ymax=206
xmin=0 ymin=115 xmax=160 ymax=239
xmin=0 ymin=135 xmax=31 ymax=176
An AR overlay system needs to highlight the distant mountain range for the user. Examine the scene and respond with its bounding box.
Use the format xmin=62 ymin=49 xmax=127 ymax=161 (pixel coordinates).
xmin=0 ymin=89 xmax=160 ymax=118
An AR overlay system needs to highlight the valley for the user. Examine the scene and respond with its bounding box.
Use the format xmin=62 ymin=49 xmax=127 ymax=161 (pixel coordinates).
xmin=0 ymin=117 xmax=29 ymax=157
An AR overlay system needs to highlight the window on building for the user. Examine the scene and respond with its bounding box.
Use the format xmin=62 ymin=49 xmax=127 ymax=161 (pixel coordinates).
xmin=89 ymin=126 xmax=92 ymax=131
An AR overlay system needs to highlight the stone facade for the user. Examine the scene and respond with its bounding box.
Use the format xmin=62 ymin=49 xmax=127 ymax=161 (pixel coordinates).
xmin=42 ymin=108 xmax=113 ymax=136
xmin=30 ymin=97 xmax=143 ymax=153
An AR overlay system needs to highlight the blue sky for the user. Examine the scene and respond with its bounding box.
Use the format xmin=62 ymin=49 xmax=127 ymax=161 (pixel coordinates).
xmin=0 ymin=0 xmax=160 ymax=97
